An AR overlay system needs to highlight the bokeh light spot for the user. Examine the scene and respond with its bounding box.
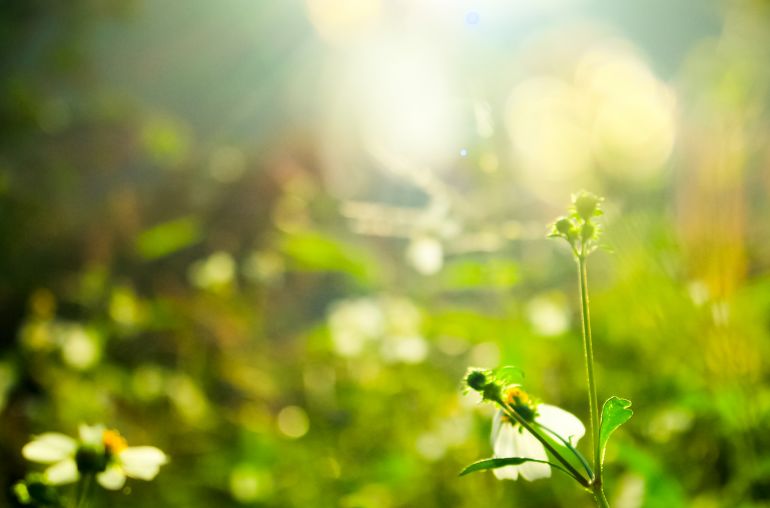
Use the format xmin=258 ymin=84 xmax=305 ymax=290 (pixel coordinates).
xmin=229 ymin=464 xmax=274 ymax=503
xmin=277 ymin=405 xmax=310 ymax=439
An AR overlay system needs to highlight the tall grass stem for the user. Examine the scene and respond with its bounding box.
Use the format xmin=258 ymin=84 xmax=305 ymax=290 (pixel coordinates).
xmin=577 ymin=254 xmax=607 ymax=506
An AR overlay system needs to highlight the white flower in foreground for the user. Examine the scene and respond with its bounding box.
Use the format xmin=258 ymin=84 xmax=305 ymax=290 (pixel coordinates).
xmin=491 ymin=386 xmax=585 ymax=481
xmin=22 ymin=424 xmax=168 ymax=490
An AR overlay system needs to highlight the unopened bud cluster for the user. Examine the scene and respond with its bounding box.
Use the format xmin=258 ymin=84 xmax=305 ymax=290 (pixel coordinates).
xmin=464 ymin=368 xmax=502 ymax=403
xmin=548 ymin=191 xmax=604 ymax=257
xmin=13 ymin=474 xmax=61 ymax=507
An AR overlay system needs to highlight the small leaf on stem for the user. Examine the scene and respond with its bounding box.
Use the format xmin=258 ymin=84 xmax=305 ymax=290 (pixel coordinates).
xmin=460 ymin=457 xmax=554 ymax=476
xmin=493 ymin=365 xmax=525 ymax=384
xmin=460 ymin=456 xmax=587 ymax=484
xmin=599 ymin=396 xmax=633 ymax=466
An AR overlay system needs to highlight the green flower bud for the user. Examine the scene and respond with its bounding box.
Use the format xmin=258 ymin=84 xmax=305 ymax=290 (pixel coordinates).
xmin=481 ymin=382 xmax=502 ymax=403
xmin=15 ymin=474 xmax=63 ymax=507
xmin=554 ymin=217 xmax=573 ymax=236
xmin=465 ymin=369 xmax=489 ymax=392
xmin=27 ymin=482 xmax=62 ymax=507
xmin=75 ymin=444 xmax=108 ymax=474
xmin=581 ymin=222 xmax=595 ymax=242
xmin=573 ymin=191 xmax=602 ymax=221
xmin=464 ymin=368 xmax=502 ymax=402
xmin=548 ymin=217 xmax=578 ymax=245
xmin=13 ymin=482 xmax=31 ymax=505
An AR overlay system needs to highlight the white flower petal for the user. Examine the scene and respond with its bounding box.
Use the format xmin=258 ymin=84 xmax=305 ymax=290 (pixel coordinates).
xmin=79 ymin=424 xmax=105 ymax=446
xmin=119 ymin=446 xmax=168 ymax=480
xmin=98 ymin=465 xmax=126 ymax=490
xmin=515 ymin=431 xmax=551 ymax=481
xmin=536 ymin=404 xmax=586 ymax=445
xmin=490 ymin=410 xmax=503 ymax=448
xmin=491 ymin=414 xmax=519 ymax=480
xmin=22 ymin=434 xmax=77 ymax=463
xmin=44 ymin=458 xmax=79 ymax=485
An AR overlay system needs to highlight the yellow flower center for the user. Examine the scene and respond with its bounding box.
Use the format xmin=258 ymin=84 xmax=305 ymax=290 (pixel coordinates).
xmin=103 ymin=429 xmax=128 ymax=455
xmin=504 ymin=387 xmax=530 ymax=407
xmin=502 ymin=386 xmax=537 ymax=423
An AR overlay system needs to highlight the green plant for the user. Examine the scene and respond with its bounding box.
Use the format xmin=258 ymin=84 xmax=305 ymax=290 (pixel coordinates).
xmin=14 ymin=425 xmax=167 ymax=508
xmin=461 ymin=192 xmax=632 ymax=508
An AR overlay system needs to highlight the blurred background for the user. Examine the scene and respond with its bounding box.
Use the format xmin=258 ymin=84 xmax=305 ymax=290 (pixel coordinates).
xmin=2 ymin=0 xmax=770 ymax=506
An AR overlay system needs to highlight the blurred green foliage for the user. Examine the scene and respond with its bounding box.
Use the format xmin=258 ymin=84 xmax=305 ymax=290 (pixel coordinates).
xmin=3 ymin=1 xmax=770 ymax=507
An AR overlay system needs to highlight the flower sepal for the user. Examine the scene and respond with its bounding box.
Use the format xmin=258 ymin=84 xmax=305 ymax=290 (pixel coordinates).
xmin=75 ymin=443 xmax=109 ymax=475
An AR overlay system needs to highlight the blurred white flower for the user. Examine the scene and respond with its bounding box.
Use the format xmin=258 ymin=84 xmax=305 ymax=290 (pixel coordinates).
xmin=59 ymin=324 xmax=101 ymax=371
xmin=22 ymin=424 xmax=168 ymax=490
xmin=405 ymin=236 xmax=444 ymax=275
xmin=328 ymin=296 xmax=429 ymax=363
xmin=328 ymin=298 xmax=384 ymax=357
xmin=491 ymin=387 xmax=584 ymax=481
xmin=380 ymin=335 xmax=428 ymax=364
xmin=526 ymin=293 xmax=570 ymax=336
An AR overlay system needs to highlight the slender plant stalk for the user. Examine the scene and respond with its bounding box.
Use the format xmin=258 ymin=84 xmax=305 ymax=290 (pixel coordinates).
xmin=75 ymin=474 xmax=93 ymax=508
xmin=592 ymin=486 xmax=610 ymax=508
xmin=542 ymin=193 xmax=616 ymax=507
xmin=577 ymin=252 xmax=607 ymax=506
xmin=536 ymin=422 xmax=593 ymax=480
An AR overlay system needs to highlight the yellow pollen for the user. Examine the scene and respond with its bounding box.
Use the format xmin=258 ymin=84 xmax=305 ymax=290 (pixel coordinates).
xmin=504 ymin=387 xmax=530 ymax=406
xmin=103 ymin=429 xmax=128 ymax=455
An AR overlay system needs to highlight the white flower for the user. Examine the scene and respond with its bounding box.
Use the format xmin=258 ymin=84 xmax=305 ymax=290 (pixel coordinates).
xmin=22 ymin=424 xmax=168 ymax=490
xmin=22 ymin=432 xmax=79 ymax=484
xmin=491 ymin=387 xmax=585 ymax=481
xmin=406 ymin=236 xmax=444 ymax=275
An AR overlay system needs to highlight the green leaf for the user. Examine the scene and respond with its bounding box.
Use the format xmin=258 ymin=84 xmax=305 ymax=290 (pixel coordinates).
xmin=460 ymin=456 xmax=585 ymax=483
xmin=136 ymin=216 xmax=202 ymax=260
xmin=460 ymin=457 xmax=550 ymax=476
xmin=599 ymin=396 xmax=633 ymax=465
xmin=440 ymin=259 xmax=518 ymax=290
xmin=493 ymin=365 xmax=525 ymax=385
xmin=280 ymin=232 xmax=374 ymax=283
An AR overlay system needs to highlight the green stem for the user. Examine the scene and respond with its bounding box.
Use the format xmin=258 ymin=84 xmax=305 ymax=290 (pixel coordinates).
xmin=577 ymin=253 xmax=606 ymax=505
xmin=536 ymin=422 xmax=593 ymax=480
xmin=498 ymin=400 xmax=590 ymax=488
xmin=592 ymin=484 xmax=610 ymax=508
xmin=75 ymin=474 xmax=93 ymax=508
